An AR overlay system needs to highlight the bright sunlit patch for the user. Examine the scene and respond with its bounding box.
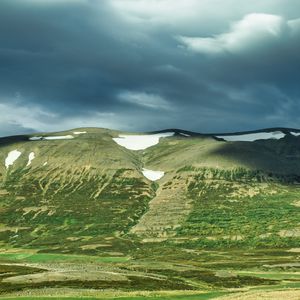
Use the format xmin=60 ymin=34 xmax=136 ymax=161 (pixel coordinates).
xmin=113 ymin=132 xmax=174 ymax=150
xmin=142 ymin=168 xmax=164 ymax=181
xmin=5 ymin=150 xmax=22 ymax=169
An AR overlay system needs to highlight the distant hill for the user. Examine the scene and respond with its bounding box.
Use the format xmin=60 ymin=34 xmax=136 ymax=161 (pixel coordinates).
xmin=0 ymin=127 xmax=299 ymax=253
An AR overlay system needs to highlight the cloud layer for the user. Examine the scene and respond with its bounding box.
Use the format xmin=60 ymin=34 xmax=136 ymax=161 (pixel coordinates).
xmin=178 ymin=14 xmax=292 ymax=54
xmin=0 ymin=0 xmax=299 ymax=136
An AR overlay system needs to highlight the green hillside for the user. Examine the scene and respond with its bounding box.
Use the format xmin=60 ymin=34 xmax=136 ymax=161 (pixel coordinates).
xmin=0 ymin=128 xmax=299 ymax=299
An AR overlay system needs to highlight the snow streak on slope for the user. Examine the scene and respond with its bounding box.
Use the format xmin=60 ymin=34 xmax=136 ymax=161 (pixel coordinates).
xmin=216 ymin=131 xmax=285 ymax=142
xmin=26 ymin=152 xmax=35 ymax=166
xmin=180 ymin=133 xmax=191 ymax=137
xmin=5 ymin=150 xmax=22 ymax=169
xmin=30 ymin=135 xmax=74 ymax=141
xmin=113 ymin=132 xmax=174 ymax=150
xmin=142 ymin=168 xmax=165 ymax=181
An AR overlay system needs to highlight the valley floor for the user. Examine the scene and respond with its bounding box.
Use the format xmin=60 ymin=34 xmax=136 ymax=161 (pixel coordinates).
xmin=0 ymin=246 xmax=299 ymax=299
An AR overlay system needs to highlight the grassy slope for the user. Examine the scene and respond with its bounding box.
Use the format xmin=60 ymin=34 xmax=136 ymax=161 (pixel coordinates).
xmin=0 ymin=128 xmax=299 ymax=298
xmin=0 ymin=128 xmax=155 ymax=254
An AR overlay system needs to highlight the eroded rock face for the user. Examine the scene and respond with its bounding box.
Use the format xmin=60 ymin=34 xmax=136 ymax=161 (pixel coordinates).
xmin=131 ymin=175 xmax=192 ymax=239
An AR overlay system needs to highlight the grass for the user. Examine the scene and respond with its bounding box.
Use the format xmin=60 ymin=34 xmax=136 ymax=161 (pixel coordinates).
xmin=1 ymin=246 xmax=298 ymax=296
xmin=0 ymin=252 xmax=129 ymax=263
xmin=236 ymin=271 xmax=300 ymax=280
xmin=173 ymin=168 xmax=300 ymax=249
xmin=0 ymin=291 xmax=228 ymax=300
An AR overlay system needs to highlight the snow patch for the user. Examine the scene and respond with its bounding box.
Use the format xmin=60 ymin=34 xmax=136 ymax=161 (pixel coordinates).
xmin=29 ymin=136 xmax=43 ymax=141
xmin=44 ymin=135 xmax=74 ymax=140
xmin=5 ymin=150 xmax=22 ymax=169
xmin=30 ymin=135 xmax=74 ymax=141
xmin=113 ymin=132 xmax=174 ymax=150
xmin=43 ymin=162 xmax=48 ymax=166
xmin=73 ymin=131 xmax=87 ymax=135
xmin=142 ymin=168 xmax=165 ymax=181
xmin=180 ymin=132 xmax=191 ymax=137
xmin=26 ymin=152 xmax=35 ymax=166
xmin=291 ymin=132 xmax=300 ymax=137
xmin=216 ymin=131 xmax=285 ymax=142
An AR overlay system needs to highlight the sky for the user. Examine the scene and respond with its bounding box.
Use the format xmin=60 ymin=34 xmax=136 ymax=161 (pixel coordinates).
xmin=0 ymin=0 xmax=300 ymax=136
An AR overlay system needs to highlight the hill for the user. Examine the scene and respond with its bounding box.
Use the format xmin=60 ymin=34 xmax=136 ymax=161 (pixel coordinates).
xmin=0 ymin=127 xmax=299 ymax=298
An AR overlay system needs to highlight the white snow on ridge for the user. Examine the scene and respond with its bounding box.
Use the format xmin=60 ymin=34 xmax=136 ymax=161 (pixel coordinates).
xmin=29 ymin=136 xmax=43 ymax=141
xmin=30 ymin=135 xmax=74 ymax=141
xmin=26 ymin=152 xmax=35 ymax=166
xmin=5 ymin=150 xmax=22 ymax=169
xmin=43 ymin=162 xmax=48 ymax=166
xmin=113 ymin=132 xmax=174 ymax=150
xmin=291 ymin=132 xmax=300 ymax=137
xmin=216 ymin=131 xmax=285 ymax=142
xmin=180 ymin=132 xmax=191 ymax=137
xmin=142 ymin=168 xmax=164 ymax=181
xmin=44 ymin=135 xmax=74 ymax=140
xmin=73 ymin=131 xmax=87 ymax=135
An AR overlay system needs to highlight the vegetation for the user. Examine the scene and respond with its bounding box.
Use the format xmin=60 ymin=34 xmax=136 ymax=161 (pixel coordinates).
xmin=0 ymin=128 xmax=299 ymax=298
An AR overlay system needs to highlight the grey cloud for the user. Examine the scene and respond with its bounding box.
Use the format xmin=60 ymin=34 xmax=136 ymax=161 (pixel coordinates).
xmin=118 ymin=91 xmax=172 ymax=110
xmin=177 ymin=14 xmax=294 ymax=55
xmin=0 ymin=0 xmax=299 ymax=136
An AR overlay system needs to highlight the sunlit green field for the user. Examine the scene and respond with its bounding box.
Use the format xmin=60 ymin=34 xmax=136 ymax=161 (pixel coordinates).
xmin=0 ymin=246 xmax=299 ymax=299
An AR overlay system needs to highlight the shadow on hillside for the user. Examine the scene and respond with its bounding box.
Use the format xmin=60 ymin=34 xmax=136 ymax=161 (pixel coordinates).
xmin=0 ymin=135 xmax=29 ymax=148
xmin=208 ymin=136 xmax=300 ymax=175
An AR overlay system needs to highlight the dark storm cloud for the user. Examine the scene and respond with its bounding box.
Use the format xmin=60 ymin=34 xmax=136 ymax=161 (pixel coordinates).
xmin=0 ymin=0 xmax=300 ymax=136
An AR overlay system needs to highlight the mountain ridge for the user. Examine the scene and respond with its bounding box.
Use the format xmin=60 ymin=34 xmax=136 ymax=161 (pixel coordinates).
xmin=2 ymin=126 xmax=300 ymax=141
xmin=152 ymin=126 xmax=300 ymax=136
